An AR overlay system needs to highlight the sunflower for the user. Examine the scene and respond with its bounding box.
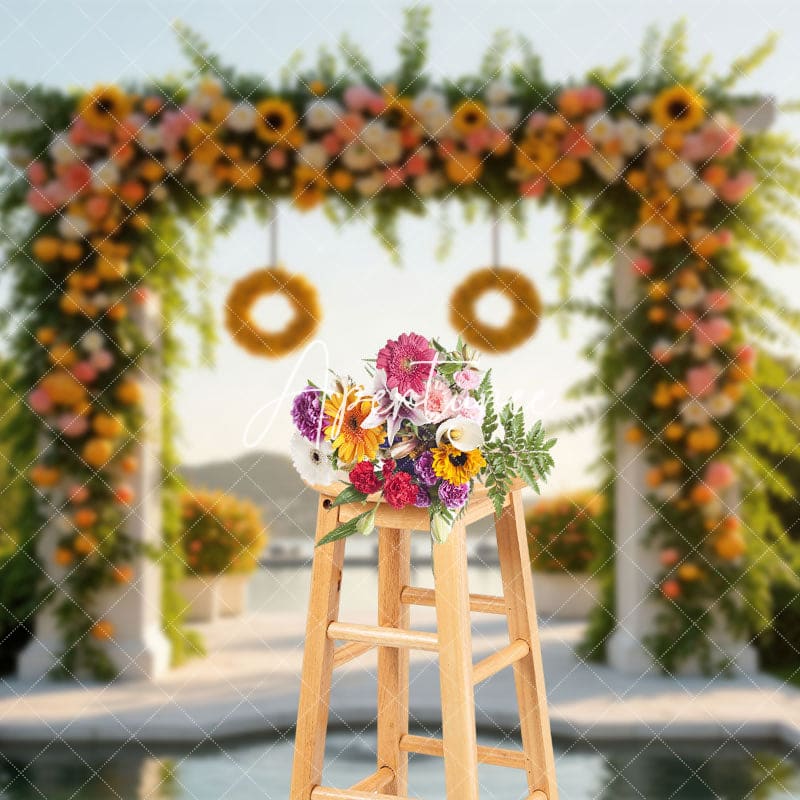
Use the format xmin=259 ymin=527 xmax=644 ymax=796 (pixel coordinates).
xmin=430 ymin=443 xmax=486 ymax=485
xmin=78 ymin=85 xmax=132 ymax=131
xmin=452 ymin=100 xmax=488 ymax=135
xmin=324 ymin=389 xmax=384 ymax=464
xmin=650 ymin=86 xmax=705 ymax=133
xmin=255 ymin=98 xmax=297 ymax=143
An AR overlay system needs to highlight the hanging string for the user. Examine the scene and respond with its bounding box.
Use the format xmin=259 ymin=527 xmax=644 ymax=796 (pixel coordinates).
xmin=491 ymin=208 xmax=501 ymax=268
xmin=268 ymin=202 xmax=279 ymax=267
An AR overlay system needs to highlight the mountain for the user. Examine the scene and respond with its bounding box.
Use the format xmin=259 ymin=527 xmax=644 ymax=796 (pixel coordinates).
xmin=180 ymin=450 xmax=316 ymax=540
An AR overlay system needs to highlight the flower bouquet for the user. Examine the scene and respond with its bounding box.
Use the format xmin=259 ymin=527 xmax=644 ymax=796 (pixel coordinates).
xmin=289 ymin=333 xmax=556 ymax=545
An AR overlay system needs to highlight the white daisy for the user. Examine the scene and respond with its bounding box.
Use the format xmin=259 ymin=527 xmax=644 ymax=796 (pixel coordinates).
xmin=706 ymin=392 xmax=734 ymax=418
xmin=588 ymin=152 xmax=624 ymax=183
xmin=289 ymin=431 xmax=337 ymax=486
xmin=488 ymin=105 xmax=520 ymax=131
xmin=81 ymin=331 xmax=106 ymax=353
xmin=681 ymin=400 xmax=710 ymax=426
xmin=673 ymin=286 xmax=705 ymax=308
xmin=298 ymin=142 xmax=329 ymax=170
xmin=682 ymin=181 xmax=716 ymax=210
xmin=137 ymin=125 xmax=165 ymax=152
xmin=49 ymin=134 xmax=80 ymax=165
xmin=341 ymin=141 xmax=375 ymax=171
xmin=585 ymin=112 xmax=617 ymax=144
xmin=636 ymin=223 xmax=666 ymax=250
xmin=627 ymin=93 xmax=653 ymax=116
xmin=616 ymin=118 xmax=644 ymax=156
xmin=412 ymin=89 xmax=447 ymax=119
xmin=485 ymin=78 xmax=514 ymax=106
xmin=359 ymin=120 xmax=390 ymax=150
xmin=664 ymin=160 xmax=695 ymax=191
xmin=373 ymin=131 xmax=403 ymax=164
xmin=226 ymin=102 xmax=258 ymax=133
xmin=58 ymin=214 xmax=89 ymax=240
xmin=92 ymin=159 xmax=121 ymax=191
xmin=305 ymin=99 xmax=342 ymax=131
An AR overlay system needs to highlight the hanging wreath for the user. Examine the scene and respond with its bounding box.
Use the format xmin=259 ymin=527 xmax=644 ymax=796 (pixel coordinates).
xmin=449 ymin=266 xmax=541 ymax=353
xmin=225 ymin=267 xmax=321 ymax=358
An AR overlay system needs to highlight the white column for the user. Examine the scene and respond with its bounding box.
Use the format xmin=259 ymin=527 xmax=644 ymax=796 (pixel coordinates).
xmin=17 ymin=296 xmax=170 ymax=682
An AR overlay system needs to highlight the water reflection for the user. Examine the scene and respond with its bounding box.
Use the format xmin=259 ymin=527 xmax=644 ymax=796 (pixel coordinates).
xmin=0 ymin=734 xmax=797 ymax=800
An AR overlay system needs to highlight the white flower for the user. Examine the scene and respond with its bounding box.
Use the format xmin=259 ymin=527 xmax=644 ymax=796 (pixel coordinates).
xmin=49 ymin=134 xmax=79 ymax=165
xmin=298 ymin=142 xmax=329 ymax=170
xmin=627 ymin=93 xmax=652 ymax=116
xmin=430 ymin=511 xmax=454 ymax=544
xmin=289 ymin=431 xmax=337 ymax=486
xmin=691 ymin=341 xmax=714 ymax=361
xmin=664 ymin=160 xmax=695 ymax=190
xmin=414 ymin=172 xmax=443 ymax=197
xmin=682 ymin=181 xmax=716 ymax=210
xmin=412 ymin=89 xmax=447 ymax=119
xmin=81 ymin=331 xmax=106 ymax=353
xmin=588 ymin=152 xmax=624 ymax=182
xmin=226 ymin=102 xmax=258 ymax=133
xmin=488 ymin=105 xmax=520 ymax=131
xmin=681 ymin=400 xmax=710 ymax=426
xmin=706 ymin=392 xmax=734 ymax=418
xmin=585 ymin=112 xmax=617 ymax=144
xmin=305 ymin=99 xmax=342 ymax=131
xmin=137 ymin=125 xmax=164 ymax=152
xmin=435 ymin=417 xmax=484 ymax=451
xmin=636 ymin=223 xmax=666 ymax=251
xmin=639 ymin=125 xmax=660 ymax=148
xmin=186 ymin=78 xmax=223 ymax=113
xmin=485 ymin=78 xmax=513 ymax=106
xmin=673 ymin=286 xmax=705 ymax=308
xmin=92 ymin=159 xmax=121 ymax=190
xmin=152 ymin=185 xmax=168 ymax=202
xmin=341 ymin=141 xmax=375 ymax=171
xmin=58 ymin=214 xmax=89 ymax=240
xmin=355 ymin=171 xmax=383 ymax=197
xmin=373 ymin=130 xmax=403 ymax=164
xmin=52 ymin=513 xmax=73 ymax=534
xmin=360 ymin=120 xmax=390 ymax=150
xmin=419 ymin=108 xmax=452 ymax=137
xmin=654 ymin=481 xmax=681 ymax=503
xmin=616 ymin=118 xmax=644 ymax=156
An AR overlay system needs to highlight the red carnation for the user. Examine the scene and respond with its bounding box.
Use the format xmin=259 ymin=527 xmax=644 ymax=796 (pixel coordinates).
xmin=383 ymin=471 xmax=418 ymax=509
xmin=381 ymin=459 xmax=396 ymax=479
xmin=350 ymin=461 xmax=382 ymax=494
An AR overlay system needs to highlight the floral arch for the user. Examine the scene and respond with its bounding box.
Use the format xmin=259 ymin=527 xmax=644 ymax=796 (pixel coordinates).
xmin=1 ymin=9 xmax=799 ymax=679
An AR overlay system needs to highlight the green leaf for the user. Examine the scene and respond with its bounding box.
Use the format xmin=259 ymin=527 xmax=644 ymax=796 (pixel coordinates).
xmin=317 ymin=510 xmax=374 ymax=547
xmin=330 ymin=485 xmax=368 ymax=507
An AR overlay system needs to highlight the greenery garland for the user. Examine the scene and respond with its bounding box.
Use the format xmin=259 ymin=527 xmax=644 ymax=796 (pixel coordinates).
xmin=0 ymin=8 xmax=798 ymax=676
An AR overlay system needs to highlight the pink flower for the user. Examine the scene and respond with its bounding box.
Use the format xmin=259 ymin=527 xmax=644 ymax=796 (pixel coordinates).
xmin=454 ymin=369 xmax=481 ymax=390
xmin=321 ymin=132 xmax=342 ymax=156
xmin=718 ymin=170 xmax=755 ymax=204
xmin=69 ymin=118 xmax=112 ymax=147
xmin=580 ymin=86 xmax=605 ymax=111
xmin=68 ymin=484 xmax=89 ymax=504
xmin=651 ymin=340 xmax=673 ymax=363
xmin=454 ymin=396 xmax=485 ymax=424
xmin=344 ymin=85 xmax=378 ymax=112
xmin=705 ymin=290 xmax=730 ymax=312
xmin=420 ymin=378 xmax=453 ymax=422
xmin=631 ymin=255 xmax=654 ymax=276
xmin=90 ymin=349 xmax=114 ymax=371
xmin=85 ymin=194 xmax=112 ymax=221
xmin=717 ymin=229 xmax=734 ymax=247
xmin=28 ymin=388 xmax=53 ymax=414
xmin=702 ymin=121 xmax=740 ymax=158
xmin=376 ymin=332 xmax=436 ymax=395
xmin=736 ymin=344 xmax=757 ymax=367
xmin=57 ymin=413 xmax=88 ymax=438
xmin=72 ymin=361 xmax=98 ymax=384
xmin=561 ymin=127 xmax=593 ymax=158
xmin=465 ymin=129 xmax=491 ymax=154
xmin=27 ymin=161 xmax=47 ymax=186
xmin=404 ymin=153 xmax=428 ymax=177
xmin=694 ymin=316 xmax=732 ymax=346
xmin=27 ymin=181 xmax=67 ymax=214
xmin=266 ymin=148 xmax=288 ymax=170
xmin=400 ymin=128 xmax=420 ymax=149
xmin=705 ymin=460 xmax=736 ymax=490
xmin=60 ymin=162 xmax=92 ymax=195
xmin=520 ymin=177 xmax=546 ymax=198
xmin=681 ymin=134 xmax=712 ymax=163
xmin=687 ymin=365 xmax=718 ymax=398
xmin=366 ymin=95 xmax=388 ymax=116
xmin=334 ymin=113 xmax=364 ymax=142
xmin=526 ymin=112 xmax=550 ymax=132
xmin=383 ymin=167 xmax=405 ymax=188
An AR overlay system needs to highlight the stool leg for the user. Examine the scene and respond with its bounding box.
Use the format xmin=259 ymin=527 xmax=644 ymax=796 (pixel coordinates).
xmin=495 ymin=490 xmax=559 ymax=800
xmin=377 ymin=527 xmax=411 ymax=794
xmin=432 ymin=520 xmax=479 ymax=800
xmin=290 ymin=497 xmax=345 ymax=800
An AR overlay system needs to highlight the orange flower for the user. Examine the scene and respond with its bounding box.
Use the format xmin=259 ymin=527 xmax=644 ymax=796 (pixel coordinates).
xmin=323 ymin=388 xmax=383 ymax=464
xmin=90 ymin=620 xmax=115 ymax=641
xmin=32 ymin=237 xmax=62 ymax=262
xmin=82 ymin=438 xmax=114 ymax=468
xmin=548 ymin=158 xmax=582 ymax=187
xmin=445 ymin=151 xmax=482 ymax=185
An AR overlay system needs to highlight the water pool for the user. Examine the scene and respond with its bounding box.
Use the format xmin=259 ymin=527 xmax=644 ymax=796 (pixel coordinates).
xmin=1 ymin=730 xmax=797 ymax=799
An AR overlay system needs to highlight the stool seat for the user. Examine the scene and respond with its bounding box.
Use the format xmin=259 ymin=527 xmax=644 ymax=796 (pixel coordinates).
xmin=289 ymin=485 xmax=559 ymax=800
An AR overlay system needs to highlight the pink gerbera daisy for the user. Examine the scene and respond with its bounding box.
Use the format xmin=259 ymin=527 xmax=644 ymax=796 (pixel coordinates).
xmin=376 ymin=333 xmax=436 ymax=395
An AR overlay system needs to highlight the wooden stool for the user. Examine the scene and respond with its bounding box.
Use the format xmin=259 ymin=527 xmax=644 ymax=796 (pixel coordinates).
xmin=289 ymin=481 xmax=558 ymax=800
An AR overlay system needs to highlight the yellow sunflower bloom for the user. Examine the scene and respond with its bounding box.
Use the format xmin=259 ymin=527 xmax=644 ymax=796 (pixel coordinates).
xmin=324 ymin=389 xmax=384 ymax=464
xmin=650 ymin=86 xmax=705 ymax=133
xmin=255 ymin=98 xmax=297 ymax=143
xmin=452 ymin=100 xmax=488 ymax=135
xmin=431 ymin=444 xmax=486 ymax=485
xmin=78 ymin=85 xmax=132 ymax=131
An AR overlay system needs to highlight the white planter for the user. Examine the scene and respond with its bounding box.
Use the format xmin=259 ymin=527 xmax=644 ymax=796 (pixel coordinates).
xmin=219 ymin=573 xmax=251 ymax=617
xmin=532 ymin=571 xmax=599 ymax=620
xmin=177 ymin=576 xmax=222 ymax=623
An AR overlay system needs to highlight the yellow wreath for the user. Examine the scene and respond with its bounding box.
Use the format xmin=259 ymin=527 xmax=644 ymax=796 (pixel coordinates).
xmin=224 ymin=267 xmax=321 ymax=358
xmin=449 ymin=266 xmax=541 ymax=353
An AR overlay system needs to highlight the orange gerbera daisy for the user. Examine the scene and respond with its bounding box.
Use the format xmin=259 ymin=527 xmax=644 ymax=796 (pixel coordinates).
xmin=324 ymin=387 xmax=384 ymax=464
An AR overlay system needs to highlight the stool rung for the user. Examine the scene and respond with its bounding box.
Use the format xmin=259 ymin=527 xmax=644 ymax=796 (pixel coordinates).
xmin=473 ymin=639 xmax=530 ymax=685
xmin=333 ymin=641 xmax=373 ymax=668
xmin=327 ymin=621 xmax=439 ymax=652
xmin=349 ymin=766 xmax=394 ymax=792
xmin=400 ymin=586 xmax=507 ymax=615
xmin=311 ymin=787 xmax=417 ymax=800
xmin=399 ymin=734 xmax=527 ymax=770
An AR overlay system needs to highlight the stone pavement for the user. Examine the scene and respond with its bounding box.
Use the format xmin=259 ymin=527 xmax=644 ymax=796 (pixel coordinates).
xmin=1 ymin=610 xmax=799 ymax=749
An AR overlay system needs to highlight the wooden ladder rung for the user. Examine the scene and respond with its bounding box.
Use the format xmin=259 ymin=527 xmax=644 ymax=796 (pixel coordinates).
xmin=349 ymin=766 xmax=394 ymax=792
xmin=311 ymin=787 xmax=417 ymax=800
xmin=327 ymin=621 xmax=439 ymax=652
xmin=400 ymin=586 xmax=507 ymax=615
xmin=332 ymin=641 xmax=374 ymax=668
xmin=473 ymin=639 xmax=530 ymax=685
xmin=399 ymin=734 xmax=527 ymax=770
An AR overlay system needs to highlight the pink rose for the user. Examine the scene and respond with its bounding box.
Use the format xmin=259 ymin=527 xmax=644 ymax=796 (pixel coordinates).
xmin=681 ymin=134 xmax=711 ymax=163
xmin=420 ymin=378 xmax=454 ymax=422
xmin=57 ymin=413 xmax=88 ymax=438
xmin=90 ymin=349 xmax=114 ymax=371
xmin=343 ymin=85 xmax=376 ymax=112
xmin=687 ymin=365 xmax=718 ymax=398
xmin=266 ymin=148 xmax=288 ymax=170
xmin=631 ymin=255 xmax=654 ymax=276
xmin=580 ymin=86 xmax=605 ymax=111
xmin=453 ymin=396 xmax=485 ymax=423
xmin=27 ymin=161 xmax=47 ymax=186
xmin=383 ymin=167 xmax=404 ymax=188
xmin=334 ymin=112 xmax=364 ymax=142
xmin=717 ymin=229 xmax=734 ymax=247
xmin=454 ymin=369 xmax=481 ymax=390
xmin=321 ymin=132 xmax=342 ymax=156
xmin=694 ymin=316 xmax=732 ymax=346
xmin=72 ymin=361 xmax=98 ymax=384
xmin=366 ymin=96 xmax=388 ymax=116
xmin=28 ymin=388 xmax=53 ymax=414
xmin=736 ymin=344 xmax=757 ymax=367
xmin=705 ymin=460 xmax=736 ymax=490
xmin=705 ymin=290 xmax=730 ymax=312
xmin=85 ymin=194 xmax=112 ymax=221
xmin=465 ymin=129 xmax=491 ymax=154
xmin=718 ymin=171 xmax=755 ymax=204
xmin=526 ymin=112 xmax=550 ymax=132
xmin=561 ymin=128 xmax=593 ymax=158
xmin=404 ymin=153 xmax=428 ymax=177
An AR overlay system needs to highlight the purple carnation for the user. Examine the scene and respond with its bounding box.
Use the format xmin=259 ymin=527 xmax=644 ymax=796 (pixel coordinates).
xmin=438 ymin=480 xmax=469 ymax=510
xmin=414 ymin=485 xmax=432 ymax=508
xmin=414 ymin=451 xmax=438 ymax=486
xmin=291 ymin=386 xmax=325 ymax=442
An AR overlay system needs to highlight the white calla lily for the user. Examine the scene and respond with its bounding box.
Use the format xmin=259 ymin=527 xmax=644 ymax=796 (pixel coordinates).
xmin=435 ymin=417 xmax=484 ymax=451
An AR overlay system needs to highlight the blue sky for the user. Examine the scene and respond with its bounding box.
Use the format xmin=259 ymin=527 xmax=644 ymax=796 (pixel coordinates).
xmin=1 ymin=0 xmax=799 ymax=492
